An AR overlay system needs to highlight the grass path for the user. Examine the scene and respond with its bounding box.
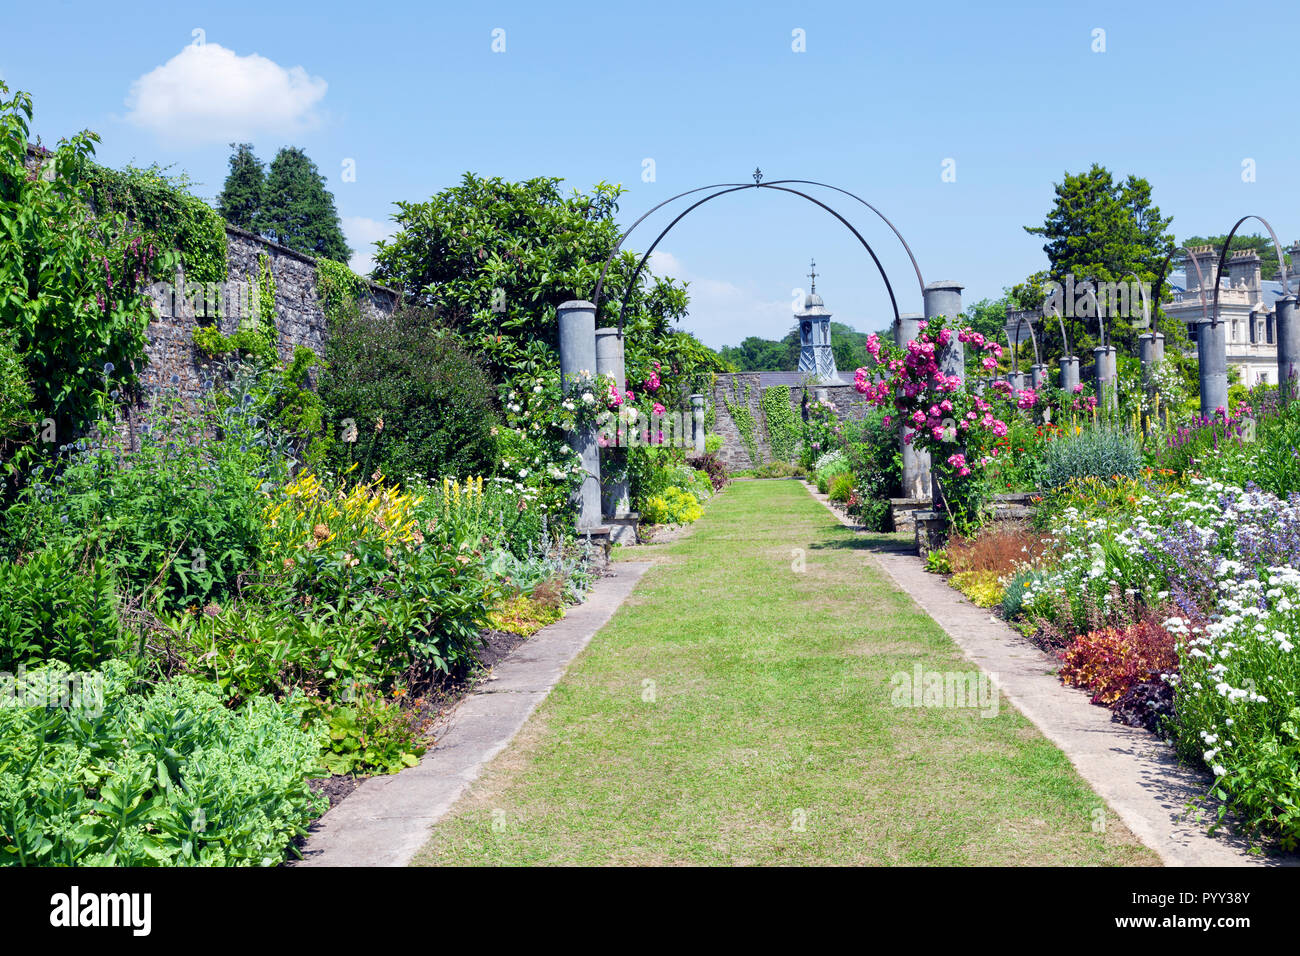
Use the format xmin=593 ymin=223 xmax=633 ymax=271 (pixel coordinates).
xmin=415 ymin=480 xmax=1158 ymax=865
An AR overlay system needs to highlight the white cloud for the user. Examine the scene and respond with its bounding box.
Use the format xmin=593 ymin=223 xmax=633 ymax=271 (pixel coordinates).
xmin=648 ymin=251 xmax=793 ymax=349
xmin=124 ymin=43 xmax=327 ymax=145
xmin=342 ymin=216 xmax=396 ymax=277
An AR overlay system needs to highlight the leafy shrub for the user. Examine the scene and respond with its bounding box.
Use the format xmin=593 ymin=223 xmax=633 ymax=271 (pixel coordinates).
xmin=0 ymin=85 xmax=161 ymax=438
xmin=1058 ymin=621 xmax=1179 ymax=707
xmin=687 ymin=453 xmax=729 ymax=492
xmin=827 ymin=472 xmax=854 ymax=503
xmin=312 ymin=692 xmax=429 ymax=776
xmin=924 ymin=549 xmax=951 ymax=574
xmin=320 ymin=306 xmax=497 ymax=484
xmin=481 ymin=542 xmax=595 ymax=605
xmin=0 ymin=661 xmax=324 ymax=866
xmin=950 ymin=570 xmax=1004 ymax=608
xmin=2 ymin=392 xmax=272 ymax=610
xmin=704 ymin=433 xmax=723 ymax=455
xmin=1040 ymin=426 xmax=1143 ymax=490
xmin=261 ymin=471 xmax=490 ymax=677
xmin=641 ymin=486 xmax=703 ymax=525
xmin=0 ymin=548 xmax=126 ymax=671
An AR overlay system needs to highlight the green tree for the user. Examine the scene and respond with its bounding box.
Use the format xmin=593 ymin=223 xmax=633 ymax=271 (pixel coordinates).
xmin=260 ymin=147 xmax=350 ymax=262
xmin=216 ymin=142 xmax=264 ymax=232
xmin=372 ymin=174 xmax=695 ymax=378
xmin=1024 ymin=164 xmax=1175 ymax=356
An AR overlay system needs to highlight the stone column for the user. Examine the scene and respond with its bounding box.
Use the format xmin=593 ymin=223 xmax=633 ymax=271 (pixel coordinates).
xmin=923 ymin=281 xmax=963 ymax=514
xmin=895 ymin=312 xmax=930 ymax=499
xmin=1197 ymin=319 xmax=1229 ymax=417
xmin=595 ymin=327 xmax=629 ymax=518
xmin=559 ymin=301 xmax=601 ymax=529
xmin=923 ymin=281 xmax=965 ymax=381
xmin=1138 ymin=332 xmax=1165 ymax=389
xmin=1059 ymin=355 xmax=1080 ymax=394
xmin=690 ymin=393 xmax=706 ymax=453
xmin=1093 ymin=346 xmax=1118 ymax=412
xmin=1030 ymin=364 xmax=1048 ymax=389
xmin=1276 ymin=295 xmax=1300 ymax=402
xmin=1007 ymin=371 xmax=1025 ymax=392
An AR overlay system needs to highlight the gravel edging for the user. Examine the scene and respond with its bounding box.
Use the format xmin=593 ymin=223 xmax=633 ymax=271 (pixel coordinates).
xmin=292 ymin=561 xmax=653 ymax=867
xmin=801 ymin=481 xmax=1294 ymax=868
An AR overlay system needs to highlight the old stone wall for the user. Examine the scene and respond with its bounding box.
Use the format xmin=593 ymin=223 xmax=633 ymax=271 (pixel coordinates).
xmin=137 ymin=226 xmax=399 ymax=409
xmin=710 ymin=373 xmax=871 ymax=471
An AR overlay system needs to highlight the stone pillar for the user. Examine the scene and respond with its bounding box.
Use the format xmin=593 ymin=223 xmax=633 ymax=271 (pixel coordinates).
xmin=923 ymin=281 xmax=965 ymax=381
xmin=595 ymin=327 xmax=629 ymax=518
xmin=923 ymin=282 xmax=962 ymax=512
xmin=1030 ymin=364 xmax=1048 ymax=389
xmin=1093 ymin=346 xmax=1118 ymax=412
xmin=559 ymin=301 xmax=601 ymax=529
xmin=1138 ymin=333 xmax=1164 ymax=389
xmin=1007 ymin=371 xmax=1025 ymax=392
xmin=1197 ymin=319 xmax=1229 ymax=417
xmin=895 ymin=311 xmax=930 ymax=499
xmin=814 ymin=387 xmax=828 ymax=403
xmin=690 ymin=393 xmax=706 ymax=454
xmin=1059 ymin=355 xmax=1080 ymax=394
xmin=1276 ymin=295 xmax=1300 ymax=402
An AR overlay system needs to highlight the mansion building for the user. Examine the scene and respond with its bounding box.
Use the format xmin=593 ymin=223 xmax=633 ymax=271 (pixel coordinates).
xmin=1162 ymin=244 xmax=1300 ymax=387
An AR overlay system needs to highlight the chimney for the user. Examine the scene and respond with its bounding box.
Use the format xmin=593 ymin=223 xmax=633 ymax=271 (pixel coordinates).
xmin=1227 ymin=248 xmax=1261 ymax=290
xmin=1183 ymin=245 xmax=1218 ymax=292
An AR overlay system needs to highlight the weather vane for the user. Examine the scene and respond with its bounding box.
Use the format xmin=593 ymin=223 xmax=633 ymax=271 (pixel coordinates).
xmin=752 ymin=167 xmax=763 ymax=185
xmin=807 ymin=258 xmax=817 ymax=293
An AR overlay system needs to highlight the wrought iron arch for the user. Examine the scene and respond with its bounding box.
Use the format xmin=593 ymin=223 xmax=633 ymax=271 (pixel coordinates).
xmin=589 ymin=175 xmax=923 ymax=335
xmin=1211 ymin=216 xmax=1291 ymax=330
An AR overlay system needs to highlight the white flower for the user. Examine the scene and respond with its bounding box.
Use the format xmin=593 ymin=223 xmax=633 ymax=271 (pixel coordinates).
xmin=518 ymin=468 xmax=529 ymax=478
xmin=581 ymin=392 xmax=594 ymax=405
xmin=1212 ymin=764 xmax=1227 ymax=777
xmin=533 ymin=385 xmax=543 ymax=393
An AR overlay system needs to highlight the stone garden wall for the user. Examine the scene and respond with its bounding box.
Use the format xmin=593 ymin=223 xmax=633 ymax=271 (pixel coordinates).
xmin=137 ymin=226 xmax=399 ymax=409
xmin=710 ymin=372 xmax=871 ymax=471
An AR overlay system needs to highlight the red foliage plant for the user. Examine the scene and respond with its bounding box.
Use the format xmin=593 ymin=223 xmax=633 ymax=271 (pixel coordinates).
xmin=945 ymin=522 xmax=1052 ymax=575
xmin=1057 ymin=620 xmax=1180 ymax=706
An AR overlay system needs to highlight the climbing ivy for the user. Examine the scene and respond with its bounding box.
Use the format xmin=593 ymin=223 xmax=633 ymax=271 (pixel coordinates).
xmin=192 ymin=255 xmax=277 ymax=362
xmin=316 ymin=258 xmax=365 ymax=324
xmin=81 ymin=161 xmax=228 ymax=285
xmin=761 ymin=385 xmax=800 ymax=463
xmin=723 ymin=381 xmax=759 ymax=465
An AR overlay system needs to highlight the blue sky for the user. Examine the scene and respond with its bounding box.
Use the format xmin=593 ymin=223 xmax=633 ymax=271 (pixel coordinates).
xmin=4 ymin=0 xmax=1299 ymax=347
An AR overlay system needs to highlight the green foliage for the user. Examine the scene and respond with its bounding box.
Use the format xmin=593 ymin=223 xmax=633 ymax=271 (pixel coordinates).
xmin=761 ymin=385 xmax=799 ymax=463
xmin=641 ymin=485 xmax=703 ymax=525
xmin=1040 ymin=426 xmax=1143 ymax=490
xmin=2 ymin=391 xmax=275 ymax=611
xmin=0 ymin=330 xmax=33 ymax=448
xmin=216 ymin=143 xmax=265 ymax=232
xmin=371 ymin=174 xmax=688 ymax=373
xmin=1000 ymin=567 xmax=1039 ymax=619
xmin=704 ymin=433 xmax=723 ymax=455
xmin=260 ymin=147 xmax=350 ymax=262
xmin=315 ymin=693 xmax=427 ymax=776
xmin=0 ymin=548 xmax=126 ymax=671
xmin=1022 ymin=164 xmax=1175 ymax=356
xmin=320 ymin=305 xmax=498 ymax=483
xmin=722 ymin=381 xmax=759 ymax=464
xmin=0 ymin=84 xmax=158 ymax=437
xmin=81 ymin=160 xmax=227 ymax=286
xmin=0 ymin=660 xmax=325 ymax=866
xmin=827 ymin=471 xmax=854 ymax=503
xmin=924 ymin=549 xmax=952 ymax=574
xmin=718 ymin=322 xmax=875 ymax=372
xmin=316 ymin=257 xmax=365 ymax=322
